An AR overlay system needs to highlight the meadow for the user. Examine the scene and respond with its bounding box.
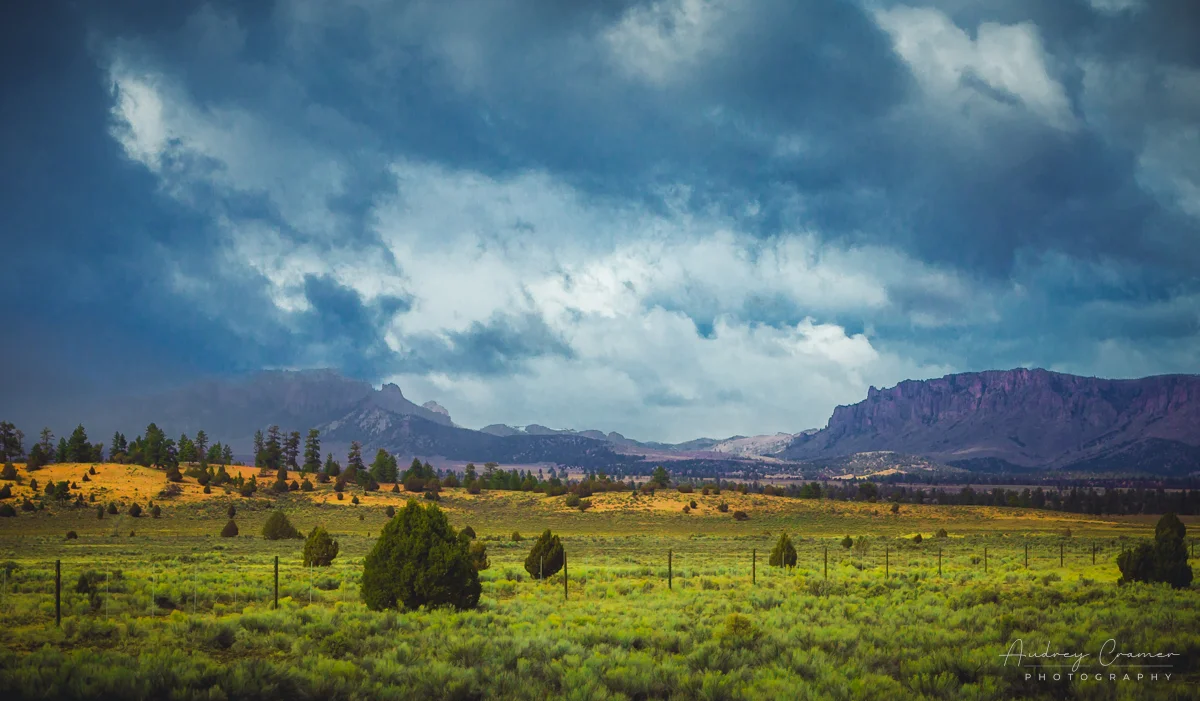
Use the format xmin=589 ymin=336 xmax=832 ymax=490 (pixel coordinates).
xmin=0 ymin=463 xmax=1197 ymax=700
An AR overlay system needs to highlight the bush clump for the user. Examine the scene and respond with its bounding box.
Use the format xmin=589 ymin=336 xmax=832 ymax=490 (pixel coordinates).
xmin=127 ymin=503 xmax=142 ymax=518
xmin=361 ymin=500 xmax=480 ymax=611
xmin=469 ymin=541 xmax=490 ymax=571
xmin=1118 ymin=513 xmax=1193 ymax=589
xmin=302 ymin=526 xmax=340 ymax=567
xmin=913 ymin=533 xmax=923 ymax=544
xmin=66 ymin=531 xmax=78 ymax=540
xmin=262 ymin=510 xmax=301 ymax=540
xmin=0 ymin=504 xmax=14 ymax=518
xmin=732 ymin=510 xmax=749 ymax=521
xmin=717 ymin=502 xmax=729 ymax=513
xmin=221 ymin=520 xmax=239 ymax=537
xmin=1 ymin=463 xmax=17 ymax=480
xmin=935 ymin=528 xmax=948 ymax=538
xmin=524 ymin=529 xmax=565 ymax=580
xmin=841 ymin=535 xmax=853 ymax=550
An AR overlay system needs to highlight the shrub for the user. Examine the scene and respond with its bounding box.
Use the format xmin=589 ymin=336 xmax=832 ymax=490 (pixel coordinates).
xmin=127 ymin=503 xmax=142 ymax=518
xmin=0 ymin=503 xmax=14 ymax=518
xmin=82 ymin=474 xmax=90 ymax=482
xmin=202 ymin=484 xmax=211 ymax=494
xmin=525 ymin=529 xmax=565 ymax=580
xmin=422 ymin=491 xmax=439 ymax=501
xmin=302 ymin=526 xmax=340 ymax=567
xmin=841 ymin=535 xmax=853 ymax=549
xmin=96 ymin=506 xmax=103 ymax=519
xmin=403 ymin=476 xmax=425 ymax=493
xmin=682 ymin=505 xmax=691 ymax=514
xmin=107 ymin=503 xmax=118 ymax=515
xmin=262 ymin=510 xmax=301 ymax=540
xmin=1118 ymin=513 xmax=1193 ymax=589
xmin=337 ymin=492 xmax=344 ymax=501
xmin=21 ymin=498 xmax=35 ymax=511
xmin=227 ymin=504 xmax=236 ymax=519
xmin=689 ymin=500 xmax=697 ymax=509
xmin=1 ymin=463 xmax=17 ymax=480
xmin=165 ymin=466 xmax=183 ymax=482
xmin=935 ymin=528 xmax=948 ymax=538
xmin=512 ymin=531 xmax=522 ymax=542
xmin=0 ymin=484 xmax=10 ymax=499
xmin=361 ymin=500 xmax=480 ymax=611
xmin=221 ymin=520 xmax=239 ymax=537
xmin=467 ymin=481 xmax=482 ymax=495
xmin=564 ymin=494 xmax=581 ymax=508
xmin=460 ymin=525 xmax=476 ymax=539
xmin=469 ymin=541 xmax=490 ymax=571
xmin=28 ymin=479 xmax=37 ymax=491
xmin=352 ymin=495 xmax=361 ymax=505
xmin=733 ymin=510 xmax=749 ymax=521
xmin=577 ymin=499 xmax=592 ymax=512
xmin=386 ymin=505 xmax=396 ymax=518
xmin=770 ymin=533 xmax=797 ymax=567
xmin=289 ymin=480 xmax=300 ymax=491
xmin=891 ymin=502 xmax=900 ymax=514
xmin=390 ymin=483 xmax=400 ymax=493
xmin=66 ymin=530 xmax=78 ymax=540
xmin=151 ymin=505 xmax=162 ymax=518
xmin=717 ymin=502 xmax=729 ymax=513
xmin=913 ymin=533 xmax=923 ymax=544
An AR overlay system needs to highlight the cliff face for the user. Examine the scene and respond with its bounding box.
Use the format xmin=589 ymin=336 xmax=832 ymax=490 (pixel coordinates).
xmin=779 ymin=369 xmax=1200 ymax=471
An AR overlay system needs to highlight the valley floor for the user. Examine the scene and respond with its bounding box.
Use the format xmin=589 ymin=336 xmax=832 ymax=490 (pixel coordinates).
xmin=0 ymin=463 xmax=1197 ymax=699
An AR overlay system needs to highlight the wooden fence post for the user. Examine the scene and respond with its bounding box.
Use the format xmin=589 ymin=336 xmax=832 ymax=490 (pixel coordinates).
xmin=273 ymin=556 xmax=279 ymax=610
xmin=55 ymin=560 xmax=61 ymax=627
xmin=984 ymin=546 xmax=988 ymax=574
xmin=1092 ymin=542 xmax=1096 ymax=566
xmin=938 ymin=547 xmax=942 ymax=577
xmin=752 ymin=549 xmax=756 ymax=585
xmin=824 ymin=545 xmax=828 ymax=580
xmin=1024 ymin=542 xmax=1029 ymax=569
xmin=668 ymin=550 xmax=672 ymax=590
xmin=885 ymin=546 xmax=889 ymax=580
xmin=1060 ymin=542 xmax=1064 ymax=568
xmin=563 ymin=550 xmax=568 ymax=601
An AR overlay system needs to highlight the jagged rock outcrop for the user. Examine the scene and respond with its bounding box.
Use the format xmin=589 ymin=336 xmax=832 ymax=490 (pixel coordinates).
xmin=779 ymin=368 xmax=1200 ymax=472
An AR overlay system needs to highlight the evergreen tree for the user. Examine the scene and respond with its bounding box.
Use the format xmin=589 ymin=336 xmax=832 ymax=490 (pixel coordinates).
xmin=524 ymin=529 xmax=565 ymax=580
xmin=194 ymin=431 xmax=209 ymax=467
xmin=262 ymin=510 xmax=300 ymax=540
xmin=302 ymin=526 xmax=340 ymax=566
xmin=650 ymin=465 xmax=670 ymax=488
xmin=324 ymin=453 xmax=341 ymax=477
xmin=177 ymin=434 xmax=197 ymax=463
xmin=371 ymin=449 xmax=399 ymax=483
xmin=1118 ymin=513 xmax=1193 ymax=589
xmin=222 ymin=444 xmax=233 ymax=466
xmin=109 ymin=432 xmax=125 ymax=463
xmin=769 ymin=533 xmax=797 ymax=568
xmin=56 ymin=437 xmax=69 ymax=463
xmin=284 ymin=431 xmax=301 ymax=469
xmin=302 ymin=429 xmax=321 ymax=473
xmin=263 ymin=426 xmax=283 ymax=471
xmin=0 ymin=422 xmax=23 ymax=462
xmin=253 ymin=430 xmax=265 ymax=467
xmin=38 ymin=428 xmax=55 ymax=462
xmin=347 ymin=441 xmax=365 ymax=473
xmin=361 ymin=500 xmax=480 ymax=611
xmin=463 ymin=463 xmax=478 ymax=484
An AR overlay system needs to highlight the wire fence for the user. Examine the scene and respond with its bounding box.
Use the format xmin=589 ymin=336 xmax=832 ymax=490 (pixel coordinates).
xmin=2 ymin=535 xmax=1183 ymax=629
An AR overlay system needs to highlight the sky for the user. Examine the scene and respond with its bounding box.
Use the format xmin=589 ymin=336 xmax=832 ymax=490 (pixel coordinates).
xmin=2 ymin=0 xmax=1198 ymax=443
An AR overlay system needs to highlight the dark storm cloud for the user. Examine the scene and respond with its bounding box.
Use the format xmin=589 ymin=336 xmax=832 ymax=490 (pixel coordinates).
xmin=1 ymin=0 xmax=1198 ymax=435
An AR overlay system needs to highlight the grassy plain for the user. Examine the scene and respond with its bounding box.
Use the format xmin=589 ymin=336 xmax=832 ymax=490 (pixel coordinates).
xmin=0 ymin=463 xmax=1197 ymax=699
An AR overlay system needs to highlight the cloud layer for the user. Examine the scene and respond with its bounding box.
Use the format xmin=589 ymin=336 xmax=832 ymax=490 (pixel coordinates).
xmin=2 ymin=0 xmax=1198 ymax=441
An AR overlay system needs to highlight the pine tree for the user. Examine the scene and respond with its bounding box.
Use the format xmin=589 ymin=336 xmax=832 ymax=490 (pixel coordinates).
xmin=177 ymin=434 xmax=197 ymax=463
xmin=194 ymin=431 xmax=209 ymax=467
xmin=264 ymin=426 xmax=283 ymax=471
xmin=253 ymin=430 xmax=265 ymax=467
xmin=56 ymin=437 xmax=69 ymax=463
xmin=0 ymin=422 xmax=23 ymax=462
xmin=221 ymin=444 xmax=233 ymax=466
xmin=324 ymin=453 xmax=341 ymax=477
xmin=347 ymin=442 xmax=364 ymax=473
xmin=769 ymin=533 xmax=797 ymax=568
xmin=524 ymin=529 xmax=565 ymax=580
xmin=371 ymin=449 xmax=399 ymax=483
xmin=38 ymin=428 xmax=54 ymax=463
xmin=361 ymin=501 xmax=480 ymax=611
xmin=302 ymin=429 xmax=321 ymax=473
xmin=284 ymin=431 xmax=301 ymax=470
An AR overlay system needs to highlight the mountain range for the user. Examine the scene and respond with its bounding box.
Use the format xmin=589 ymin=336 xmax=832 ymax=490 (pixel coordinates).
xmin=33 ymin=367 xmax=1200 ymax=475
xmin=779 ymin=368 xmax=1200 ymax=474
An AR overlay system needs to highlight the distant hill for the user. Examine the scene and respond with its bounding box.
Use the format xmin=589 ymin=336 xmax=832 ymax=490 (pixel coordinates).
xmin=777 ymin=368 xmax=1200 ymax=474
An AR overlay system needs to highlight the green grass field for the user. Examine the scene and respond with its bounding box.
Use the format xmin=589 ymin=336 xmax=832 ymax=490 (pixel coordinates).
xmin=0 ymin=464 xmax=1197 ymax=699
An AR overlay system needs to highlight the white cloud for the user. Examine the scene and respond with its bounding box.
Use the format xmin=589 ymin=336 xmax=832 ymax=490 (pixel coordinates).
xmin=874 ymin=6 xmax=1075 ymax=130
xmin=604 ymin=0 xmax=734 ymax=85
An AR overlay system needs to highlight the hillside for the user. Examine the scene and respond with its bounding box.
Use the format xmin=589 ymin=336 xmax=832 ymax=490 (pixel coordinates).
xmin=779 ymin=368 xmax=1200 ymax=473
